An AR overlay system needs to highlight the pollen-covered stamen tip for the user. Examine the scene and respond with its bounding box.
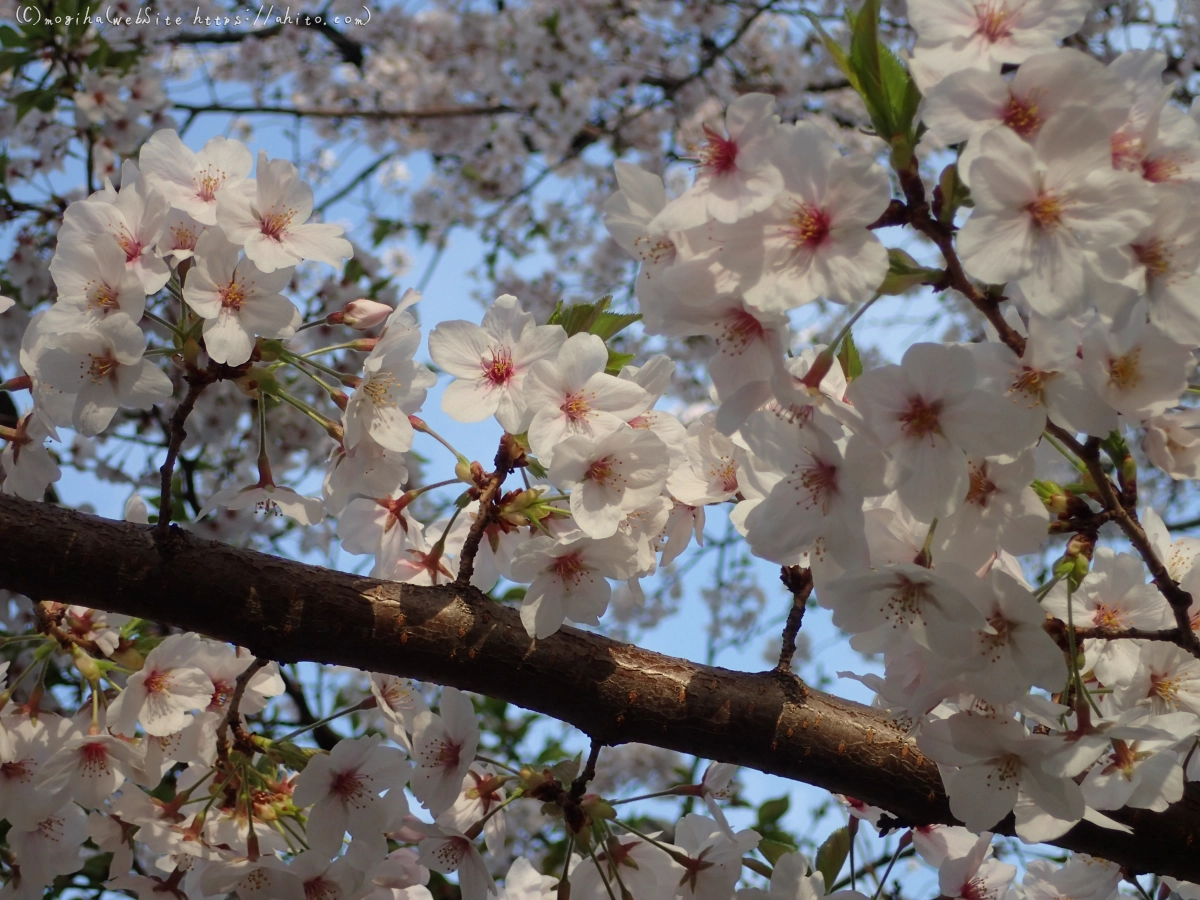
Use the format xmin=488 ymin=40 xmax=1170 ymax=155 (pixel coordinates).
xmin=1003 ymin=93 xmax=1042 ymax=138
xmin=552 ymin=552 xmax=588 ymax=587
xmin=560 ymin=391 xmax=592 ymax=422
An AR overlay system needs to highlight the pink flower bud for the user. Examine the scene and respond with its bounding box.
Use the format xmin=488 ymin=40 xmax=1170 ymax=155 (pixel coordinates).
xmin=340 ymin=299 xmax=392 ymax=330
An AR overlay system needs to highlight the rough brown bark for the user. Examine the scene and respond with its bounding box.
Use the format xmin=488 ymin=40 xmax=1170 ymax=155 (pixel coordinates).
xmin=1 ymin=495 xmax=1198 ymax=879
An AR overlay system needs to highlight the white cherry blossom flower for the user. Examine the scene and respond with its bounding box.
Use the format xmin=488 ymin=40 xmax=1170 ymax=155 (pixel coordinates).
xmin=522 ymin=333 xmax=652 ymax=465
xmin=38 ymin=730 xmax=144 ymax=808
xmin=198 ymin=480 xmax=325 ymax=525
xmin=217 ymin=150 xmax=353 ymax=273
xmin=918 ymin=713 xmax=1084 ymax=839
xmin=1 ymin=413 xmax=61 ymax=501
xmin=107 ymin=633 xmax=214 ymax=737
xmin=1021 ymin=856 xmax=1121 ymax=900
xmin=667 ymin=418 xmax=742 ymax=506
xmin=958 ymin=109 xmax=1153 ymax=316
xmin=969 ymin=314 xmax=1117 ymax=439
xmin=1081 ymin=308 xmax=1193 ymax=418
xmin=673 ymin=814 xmax=760 ymax=900
xmin=1144 ymin=408 xmax=1200 ymax=479
xmin=1113 ymin=643 xmax=1200 ymax=716
xmin=410 ymin=688 xmax=480 ymax=817
xmin=847 ymin=342 xmax=1035 ymax=520
xmin=418 ymin=826 xmax=497 ymax=899
xmin=436 ymin=764 xmax=508 ymax=854
xmin=650 ymin=93 xmax=785 ymax=230
xmin=58 ymin=159 xmax=170 ymax=293
xmin=183 ymin=230 xmax=298 ymax=367
xmin=49 ymin=235 xmax=146 ymax=325
xmin=704 ymin=121 xmax=891 ymax=311
xmin=934 ymin=452 xmax=1050 ymax=570
xmin=35 ymin=313 xmax=172 ymax=436
xmin=509 ymin=533 xmax=640 ymax=638
xmin=4 ymin=803 xmax=89 ymax=897
xmin=738 ymin=410 xmax=876 ymax=569
xmin=820 ymin=563 xmax=986 ymax=656
xmin=572 ymin=834 xmax=683 ymax=900
xmin=369 ymin=674 xmax=429 ymax=752
xmin=736 ymin=851 xmax=833 ymax=900
xmin=343 ymin=322 xmax=437 ymax=453
xmin=140 ymin=130 xmax=253 ymax=225
xmin=430 ymin=294 xmax=567 ymax=434
xmin=907 ymin=0 xmax=1093 ymax=90
xmin=1044 ymin=548 xmax=1173 ymax=687
xmin=938 ymin=833 xmax=1016 ymax=900
xmin=549 ymin=426 xmax=668 ymax=539
xmin=292 ymin=734 xmax=411 ymax=855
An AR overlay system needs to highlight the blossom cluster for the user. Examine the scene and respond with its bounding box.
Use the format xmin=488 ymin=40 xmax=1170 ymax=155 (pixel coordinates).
xmin=6 ymin=1 xmax=1200 ymax=899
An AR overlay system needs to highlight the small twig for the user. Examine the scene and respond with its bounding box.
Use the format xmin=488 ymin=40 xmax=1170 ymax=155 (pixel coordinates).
xmin=156 ymin=373 xmax=214 ymax=540
xmin=776 ymin=566 xmax=813 ymax=672
xmin=570 ymin=739 xmax=604 ymax=802
xmin=216 ymin=658 xmax=269 ymax=767
xmin=455 ymin=436 xmax=522 ymax=586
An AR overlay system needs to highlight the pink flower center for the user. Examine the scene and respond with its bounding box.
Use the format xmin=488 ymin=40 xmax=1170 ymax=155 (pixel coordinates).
xmin=552 ymin=552 xmax=588 ymax=587
xmin=89 ymin=284 xmax=120 ymax=311
xmin=330 ymin=769 xmax=366 ymax=800
xmin=718 ymin=308 xmax=765 ymax=352
xmin=211 ymin=680 xmax=234 ymax=710
xmin=898 ymin=396 xmax=942 ymax=438
xmin=143 ymin=670 xmax=170 ymax=696
xmin=965 ymin=461 xmax=997 ymax=507
xmin=1 ymin=759 xmax=33 ymax=783
xmin=1092 ymin=602 xmax=1127 ymax=632
xmin=482 ymin=348 xmax=515 ymax=386
xmin=1108 ymin=349 xmax=1142 ymax=391
xmin=434 ymin=738 xmax=464 ymax=771
xmin=222 ymin=278 xmax=248 ymax=311
xmin=1003 ymin=93 xmax=1041 ymax=138
xmin=1143 ymin=155 xmax=1183 ymax=184
xmin=973 ymin=1 xmax=1013 ymax=43
xmin=88 ymin=353 xmax=119 ymax=384
xmin=80 ymin=740 xmax=110 ymax=772
xmin=800 ymin=459 xmax=839 ymax=512
xmin=560 ymin=391 xmax=592 ymax=422
xmin=963 ymin=877 xmax=999 ymax=900
xmin=1134 ymin=240 xmax=1172 ymax=279
xmin=585 ymin=456 xmax=618 ymax=487
xmin=785 ymin=203 xmax=831 ymax=249
xmin=260 ymin=208 xmax=296 ymax=241
xmin=1111 ymin=130 xmax=1144 ymax=172
xmin=697 ymin=125 xmax=739 ymax=175
xmin=1026 ymin=192 xmax=1063 ymax=232
xmin=195 ymin=168 xmax=226 ymax=202
xmin=116 ymin=230 xmax=142 ymax=262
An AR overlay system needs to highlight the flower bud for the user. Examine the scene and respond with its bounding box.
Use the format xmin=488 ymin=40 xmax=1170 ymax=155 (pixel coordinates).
xmin=71 ymin=645 xmax=102 ymax=684
xmin=336 ymin=299 xmax=393 ymax=330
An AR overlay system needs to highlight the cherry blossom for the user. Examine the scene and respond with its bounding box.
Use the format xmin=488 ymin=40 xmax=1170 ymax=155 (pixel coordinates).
xmin=182 ymin=230 xmax=298 ymax=367
xmin=650 ymin=93 xmax=785 ymax=230
xmin=410 ymin=688 xmax=481 ymax=817
xmin=292 ymin=733 xmax=411 ymax=855
xmin=140 ymin=130 xmax=253 ymax=225
xmin=430 ymin=294 xmax=567 ymax=434
xmin=509 ymin=533 xmax=640 ymax=637
xmin=522 ymin=333 xmax=653 ymax=464
xmin=217 ymin=150 xmax=353 ymax=273
xmin=107 ymin=633 xmax=215 ymax=737
xmin=343 ymin=321 xmax=438 ymax=453
xmin=549 ymin=426 xmax=669 ymax=538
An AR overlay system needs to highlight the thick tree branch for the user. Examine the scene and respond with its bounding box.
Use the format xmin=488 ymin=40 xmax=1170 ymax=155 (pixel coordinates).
xmin=1 ymin=495 xmax=1199 ymax=878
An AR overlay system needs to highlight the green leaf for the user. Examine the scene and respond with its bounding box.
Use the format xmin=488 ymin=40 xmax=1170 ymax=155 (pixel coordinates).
xmin=878 ymin=247 xmax=941 ymax=295
xmin=836 ymin=331 xmax=863 ymax=381
xmin=815 ymin=826 xmax=852 ymax=890
xmin=848 ymin=0 xmax=892 ymax=138
xmin=758 ymin=838 xmax=797 ymax=867
xmin=605 ymin=348 xmax=636 ymax=374
xmin=756 ymin=795 xmax=790 ymax=828
xmin=12 ymin=88 xmax=47 ymax=122
xmin=591 ymin=310 xmax=642 ymax=341
xmin=0 ymin=25 xmax=25 ymax=48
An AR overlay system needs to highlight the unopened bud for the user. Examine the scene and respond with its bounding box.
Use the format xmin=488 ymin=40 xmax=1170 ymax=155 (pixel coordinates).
xmin=455 ymin=459 xmax=475 ymax=483
xmin=257 ymin=339 xmax=283 ymax=362
xmin=350 ymin=338 xmax=379 ymax=353
xmin=579 ymin=794 xmax=616 ymax=821
xmin=71 ymin=645 xmax=102 ymax=684
xmin=337 ymin=299 xmax=393 ymax=330
xmin=182 ymin=337 xmax=202 ymax=368
xmin=1032 ymin=479 xmax=1069 ymax=515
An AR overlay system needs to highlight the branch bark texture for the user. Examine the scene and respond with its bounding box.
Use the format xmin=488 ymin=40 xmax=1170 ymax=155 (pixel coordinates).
xmin=1 ymin=495 xmax=1198 ymax=878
